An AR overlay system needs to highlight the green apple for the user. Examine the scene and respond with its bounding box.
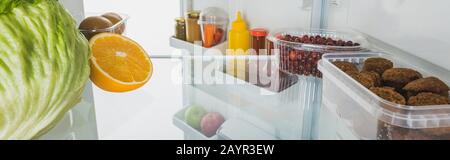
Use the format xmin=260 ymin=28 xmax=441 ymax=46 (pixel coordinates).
xmin=184 ymin=105 xmax=207 ymax=130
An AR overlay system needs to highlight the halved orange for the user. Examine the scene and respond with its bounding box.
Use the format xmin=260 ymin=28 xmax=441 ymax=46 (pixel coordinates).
xmin=89 ymin=33 xmax=153 ymax=92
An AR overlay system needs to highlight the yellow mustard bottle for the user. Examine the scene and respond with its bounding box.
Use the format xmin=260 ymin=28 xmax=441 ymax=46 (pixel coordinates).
xmin=227 ymin=12 xmax=250 ymax=80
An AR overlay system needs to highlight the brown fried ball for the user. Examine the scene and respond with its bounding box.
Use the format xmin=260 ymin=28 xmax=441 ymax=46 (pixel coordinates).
xmin=370 ymin=87 xmax=406 ymax=105
xmin=363 ymin=57 xmax=393 ymax=75
xmin=407 ymin=92 xmax=450 ymax=106
xmin=382 ymin=68 xmax=423 ymax=91
xmin=361 ymin=71 xmax=382 ymax=87
xmin=333 ymin=61 xmax=359 ymax=74
xmin=403 ymin=77 xmax=450 ymax=97
xmin=352 ymin=73 xmax=376 ymax=89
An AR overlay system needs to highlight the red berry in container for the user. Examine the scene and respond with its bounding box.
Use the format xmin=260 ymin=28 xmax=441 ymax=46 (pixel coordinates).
xmin=346 ymin=41 xmax=354 ymax=46
xmin=302 ymin=35 xmax=309 ymax=41
xmin=289 ymin=53 xmax=297 ymax=62
xmin=337 ymin=40 xmax=345 ymax=46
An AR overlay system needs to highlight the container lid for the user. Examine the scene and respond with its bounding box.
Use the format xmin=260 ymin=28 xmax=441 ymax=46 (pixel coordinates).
xmin=198 ymin=7 xmax=229 ymax=25
xmin=268 ymin=28 xmax=369 ymax=51
xmin=251 ymin=28 xmax=268 ymax=37
xmin=175 ymin=17 xmax=185 ymax=23
xmin=186 ymin=10 xmax=200 ymax=19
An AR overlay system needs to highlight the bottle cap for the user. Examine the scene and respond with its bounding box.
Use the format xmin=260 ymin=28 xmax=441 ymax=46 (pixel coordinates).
xmin=251 ymin=28 xmax=268 ymax=37
xmin=231 ymin=12 xmax=247 ymax=31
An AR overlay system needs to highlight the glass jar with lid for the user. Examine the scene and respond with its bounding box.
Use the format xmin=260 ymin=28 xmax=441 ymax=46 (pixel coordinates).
xmin=186 ymin=11 xmax=202 ymax=43
xmin=175 ymin=17 xmax=186 ymax=41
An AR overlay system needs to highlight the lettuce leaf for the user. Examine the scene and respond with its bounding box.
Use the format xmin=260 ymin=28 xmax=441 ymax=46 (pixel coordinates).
xmin=0 ymin=0 xmax=91 ymax=139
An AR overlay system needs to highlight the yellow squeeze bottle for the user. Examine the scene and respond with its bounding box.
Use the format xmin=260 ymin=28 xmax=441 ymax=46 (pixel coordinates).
xmin=227 ymin=12 xmax=250 ymax=79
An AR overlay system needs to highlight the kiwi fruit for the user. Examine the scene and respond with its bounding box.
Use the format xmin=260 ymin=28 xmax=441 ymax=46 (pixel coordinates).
xmin=102 ymin=12 xmax=125 ymax=34
xmin=79 ymin=16 xmax=113 ymax=40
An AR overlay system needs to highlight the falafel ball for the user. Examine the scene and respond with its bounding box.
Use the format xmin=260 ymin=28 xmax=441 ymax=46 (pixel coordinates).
xmin=332 ymin=61 xmax=359 ymax=74
xmin=382 ymin=68 xmax=423 ymax=91
xmin=404 ymin=77 xmax=450 ymax=97
xmin=352 ymin=73 xmax=376 ymax=89
xmin=361 ymin=71 xmax=382 ymax=87
xmin=370 ymin=87 xmax=406 ymax=105
xmin=363 ymin=57 xmax=394 ymax=75
xmin=407 ymin=92 xmax=450 ymax=106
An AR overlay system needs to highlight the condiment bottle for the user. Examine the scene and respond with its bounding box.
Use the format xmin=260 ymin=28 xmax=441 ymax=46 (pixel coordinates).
xmin=250 ymin=28 xmax=268 ymax=55
xmin=175 ymin=17 xmax=186 ymax=41
xmin=249 ymin=28 xmax=268 ymax=84
xmin=228 ymin=11 xmax=250 ymax=52
xmin=227 ymin=12 xmax=250 ymax=80
xmin=186 ymin=11 xmax=202 ymax=43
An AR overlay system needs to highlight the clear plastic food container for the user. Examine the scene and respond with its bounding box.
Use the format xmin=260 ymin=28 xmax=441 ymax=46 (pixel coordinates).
xmin=268 ymin=28 xmax=369 ymax=77
xmin=78 ymin=12 xmax=129 ymax=40
xmin=318 ymin=52 xmax=450 ymax=140
xmin=198 ymin=7 xmax=228 ymax=48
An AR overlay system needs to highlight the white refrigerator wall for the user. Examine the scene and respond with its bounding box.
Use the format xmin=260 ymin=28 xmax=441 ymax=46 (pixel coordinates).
xmin=59 ymin=0 xmax=84 ymax=22
xmin=190 ymin=0 xmax=313 ymax=31
xmin=324 ymin=0 xmax=450 ymax=71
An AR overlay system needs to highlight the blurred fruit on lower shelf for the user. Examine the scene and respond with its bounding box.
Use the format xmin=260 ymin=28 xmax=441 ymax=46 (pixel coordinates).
xmin=201 ymin=112 xmax=225 ymax=137
xmin=185 ymin=105 xmax=207 ymax=130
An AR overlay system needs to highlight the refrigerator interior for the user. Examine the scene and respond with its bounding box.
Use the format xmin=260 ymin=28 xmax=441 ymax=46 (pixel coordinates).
xmin=317 ymin=0 xmax=450 ymax=140
xmin=175 ymin=0 xmax=450 ymax=140
xmin=174 ymin=0 xmax=325 ymax=140
xmin=323 ymin=0 xmax=450 ymax=71
xmin=39 ymin=0 xmax=98 ymax=140
xmin=187 ymin=0 xmax=315 ymax=30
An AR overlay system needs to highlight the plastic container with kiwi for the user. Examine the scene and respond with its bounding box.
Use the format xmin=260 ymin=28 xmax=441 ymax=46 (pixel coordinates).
xmin=79 ymin=12 xmax=128 ymax=40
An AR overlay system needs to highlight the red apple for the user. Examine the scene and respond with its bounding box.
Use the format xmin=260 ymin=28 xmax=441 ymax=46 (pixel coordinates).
xmin=200 ymin=112 xmax=225 ymax=137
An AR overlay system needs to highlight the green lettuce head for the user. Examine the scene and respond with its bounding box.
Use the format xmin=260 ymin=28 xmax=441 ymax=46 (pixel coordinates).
xmin=0 ymin=0 xmax=91 ymax=139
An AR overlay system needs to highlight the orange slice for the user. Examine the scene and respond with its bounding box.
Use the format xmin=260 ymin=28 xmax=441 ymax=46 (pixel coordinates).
xmin=89 ymin=33 xmax=153 ymax=92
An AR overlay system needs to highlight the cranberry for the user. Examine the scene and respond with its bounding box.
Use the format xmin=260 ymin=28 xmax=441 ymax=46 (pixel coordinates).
xmin=346 ymin=41 xmax=354 ymax=46
xmin=320 ymin=37 xmax=327 ymax=45
xmin=326 ymin=38 xmax=333 ymax=42
xmin=311 ymin=38 xmax=317 ymax=44
xmin=284 ymin=34 xmax=292 ymax=40
xmin=297 ymin=53 xmax=303 ymax=60
xmin=303 ymin=39 xmax=311 ymax=44
xmin=337 ymin=40 xmax=345 ymax=46
xmin=302 ymin=35 xmax=309 ymax=40
xmin=315 ymin=35 xmax=322 ymax=40
xmin=289 ymin=51 xmax=297 ymax=61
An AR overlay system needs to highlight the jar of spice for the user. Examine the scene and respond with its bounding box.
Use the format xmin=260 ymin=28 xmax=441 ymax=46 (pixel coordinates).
xmin=250 ymin=28 xmax=268 ymax=55
xmin=186 ymin=11 xmax=202 ymax=43
xmin=175 ymin=17 xmax=186 ymax=41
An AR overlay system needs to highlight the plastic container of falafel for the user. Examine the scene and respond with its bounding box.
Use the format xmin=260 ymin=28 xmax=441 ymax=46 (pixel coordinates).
xmin=267 ymin=28 xmax=370 ymax=78
xmin=78 ymin=12 xmax=129 ymax=40
xmin=317 ymin=52 xmax=450 ymax=140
